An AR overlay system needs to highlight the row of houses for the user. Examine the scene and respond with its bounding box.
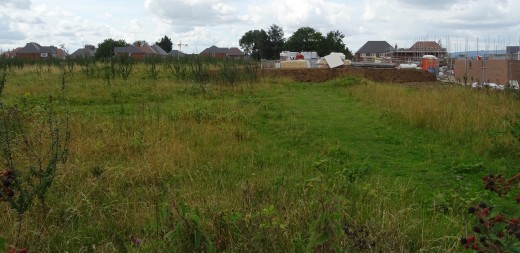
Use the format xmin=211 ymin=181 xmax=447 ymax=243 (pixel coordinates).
xmin=2 ymin=42 xmax=245 ymax=60
xmin=354 ymin=40 xmax=448 ymax=63
xmin=3 ymin=42 xmax=68 ymax=60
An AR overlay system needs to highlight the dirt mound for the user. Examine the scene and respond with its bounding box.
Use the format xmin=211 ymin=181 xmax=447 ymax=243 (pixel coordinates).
xmin=261 ymin=68 xmax=436 ymax=83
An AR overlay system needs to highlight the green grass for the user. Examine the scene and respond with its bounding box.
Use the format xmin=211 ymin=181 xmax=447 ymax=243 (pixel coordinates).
xmin=0 ymin=64 xmax=519 ymax=252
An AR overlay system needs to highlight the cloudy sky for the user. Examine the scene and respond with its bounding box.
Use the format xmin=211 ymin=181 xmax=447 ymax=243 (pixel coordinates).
xmin=1 ymin=0 xmax=520 ymax=54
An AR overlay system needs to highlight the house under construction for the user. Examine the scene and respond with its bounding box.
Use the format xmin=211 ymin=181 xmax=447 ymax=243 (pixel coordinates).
xmin=390 ymin=41 xmax=448 ymax=64
xmin=453 ymin=52 xmax=520 ymax=85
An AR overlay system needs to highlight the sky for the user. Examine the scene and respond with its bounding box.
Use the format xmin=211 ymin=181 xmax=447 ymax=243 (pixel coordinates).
xmin=1 ymin=0 xmax=520 ymax=54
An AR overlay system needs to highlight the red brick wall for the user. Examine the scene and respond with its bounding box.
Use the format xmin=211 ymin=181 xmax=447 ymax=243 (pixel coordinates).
xmin=17 ymin=53 xmax=40 ymax=60
xmin=454 ymin=59 xmax=513 ymax=84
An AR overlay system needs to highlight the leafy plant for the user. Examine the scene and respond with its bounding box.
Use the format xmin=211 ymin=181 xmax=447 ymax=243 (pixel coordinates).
xmin=461 ymin=173 xmax=520 ymax=252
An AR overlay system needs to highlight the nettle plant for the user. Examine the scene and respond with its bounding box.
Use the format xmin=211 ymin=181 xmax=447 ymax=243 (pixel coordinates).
xmin=461 ymin=173 xmax=520 ymax=252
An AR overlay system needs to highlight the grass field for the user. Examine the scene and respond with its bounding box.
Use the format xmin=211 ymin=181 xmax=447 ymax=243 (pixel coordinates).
xmin=1 ymin=61 xmax=519 ymax=252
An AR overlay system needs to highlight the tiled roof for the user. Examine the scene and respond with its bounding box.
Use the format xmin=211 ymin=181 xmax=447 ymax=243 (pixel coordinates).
xmin=228 ymin=47 xmax=244 ymax=56
xmin=18 ymin=42 xmax=41 ymax=54
xmin=409 ymin=41 xmax=443 ymax=51
xmin=70 ymin=48 xmax=96 ymax=57
xmin=356 ymin=41 xmax=394 ymax=54
xmin=139 ymin=44 xmax=157 ymax=54
xmin=151 ymin=45 xmax=168 ymax=56
xmin=114 ymin=45 xmax=144 ymax=54
xmin=169 ymin=50 xmax=185 ymax=57
xmin=200 ymin=45 xmax=229 ymax=54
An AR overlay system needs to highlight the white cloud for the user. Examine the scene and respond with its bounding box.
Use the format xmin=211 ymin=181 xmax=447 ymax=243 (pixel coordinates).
xmin=0 ymin=0 xmax=31 ymax=9
xmin=144 ymin=0 xmax=244 ymax=31
xmin=0 ymin=0 xmax=519 ymax=53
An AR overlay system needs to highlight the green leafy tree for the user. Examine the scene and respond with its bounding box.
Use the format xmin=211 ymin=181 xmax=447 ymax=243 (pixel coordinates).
xmin=95 ymin=38 xmax=127 ymax=59
xmin=266 ymin=24 xmax=285 ymax=60
xmin=239 ymin=29 xmax=269 ymax=60
xmin=156 ymin=36 xmax=173 ymax=53
xmin=323 ymin=30 xmax=353 ymax=58
xmin=285 ymin=27 xmax=326 ymax=56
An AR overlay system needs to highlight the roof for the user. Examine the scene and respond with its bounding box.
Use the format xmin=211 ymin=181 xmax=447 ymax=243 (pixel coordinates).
xmin=151 ymin=44 xmax=168 ymax=56
xmin=169 ymin=50 xmax=185 ymax=57
xmin=200 ymin=45 xmax=230 ymax=54
xmin=4 ymin=47 xmax=22 ymax=57
xmin=409 ymin=41 xmax=444 ymax=51
xmin=138 ymin=44 xmax=157 ymax=55
xmin=507 ymin=46 xmax=520 ymax=54
xmin=356 ymin=41 xmax=393 ymax=54
xmin=228 ymin=47 xmax=244 ymax=56
xmin=70 ymin=48 xmax=96 ymax=57
xmin=114 ymin=45 xmax=144 ymax=54
xmin=18 ymin=42 xmax=41 ymax=54
xmin=40 ymin=46 xmax=57 ymax=55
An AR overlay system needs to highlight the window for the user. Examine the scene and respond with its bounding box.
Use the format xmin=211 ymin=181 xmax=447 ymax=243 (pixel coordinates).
xmin=40 ymin=53 xmax=48 ymax=58
xmin=361 ymin=53 xmax=366 ymax=57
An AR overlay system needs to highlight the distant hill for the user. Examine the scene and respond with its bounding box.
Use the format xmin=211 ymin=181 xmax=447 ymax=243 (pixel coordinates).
xmin=450 ymin=50 xmax=506 ymax=58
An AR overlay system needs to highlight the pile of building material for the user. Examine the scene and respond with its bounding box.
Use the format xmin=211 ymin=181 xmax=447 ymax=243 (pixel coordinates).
xmin=280 ymin=60 xmax=311 ymax=69
xmin=398 ymin=63 xmax=419 ymax=69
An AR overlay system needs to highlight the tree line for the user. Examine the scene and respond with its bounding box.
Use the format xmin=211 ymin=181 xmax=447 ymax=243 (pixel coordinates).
xmin=239 ymin=24 xmax=353 ymax=60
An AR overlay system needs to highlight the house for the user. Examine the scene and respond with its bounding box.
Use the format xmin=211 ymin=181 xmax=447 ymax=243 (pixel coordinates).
xmin=137 ymin=44 xmax=157 ymax=57
xmin=70 ymin=47 xmax=96 ymax=58
xmin=56 ymin=48 xmax=69 ymax=59
xmin=114 ymin=45 xmax=145 ymax=59
xmin=169 ymin=50 xmax=185 ymax=58
xmin=354 ymin=41 xmax=394 ymax=61
xmin=151 ymin=45 xmax=169 ymax=57
xmin=454 ymin=56 xmax=520 ymax=85
xmin=16 ymin=42 xmax=60 ymax=60
xmin=228 ymin=47 xmax=245 ymax=59
xmin=391 ymin=41 xmax=447 ymax=64
xmin=2 ymin=47 xmax=21 ymax=58
xmin=199 ymin=46 xmax=245 ymax=59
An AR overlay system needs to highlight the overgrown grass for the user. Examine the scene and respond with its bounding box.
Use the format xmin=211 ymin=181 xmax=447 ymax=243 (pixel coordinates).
xmin=0 ymin=64 xmax=519 ymax=252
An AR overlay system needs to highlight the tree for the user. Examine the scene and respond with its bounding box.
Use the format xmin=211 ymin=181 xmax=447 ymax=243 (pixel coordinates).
xmin=156 ymin=36 xmax=173 ymax=53
xmin=95 ymin=38 xmax=127 ymax=59
xmin=133 ymin=40 xmax=148 ymax=47
xmin=323 ymin=30 xmax=353 ymax=58
xmin=239 ymin=29 xmax=269 ymax=60
xmin=266 ymin=24 xmax=285 ymax=60
xmin=285 ymin=27 xmax=326 ymax=56
xmin=84 ymin=45 xmax=96 ymax=51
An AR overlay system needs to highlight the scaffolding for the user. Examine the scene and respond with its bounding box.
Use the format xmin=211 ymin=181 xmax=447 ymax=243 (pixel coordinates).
xmin=390 ymin=41 xmax=448 ymax=65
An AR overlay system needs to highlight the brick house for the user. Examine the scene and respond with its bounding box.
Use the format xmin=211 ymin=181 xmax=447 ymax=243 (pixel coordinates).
xmin=70 ymin=47 xmax=96 ymax=58
xmin=391 ymin=41 xmax=447 ymax=64
xmin=114 ymin=45 xmax=145 ymax=59
xmin=354 ymin=41 xmax=394 ymax=61
xmin=17 ymin=42 xmax=61 ymax=60
xmin=200 ymin=46 xmax=245 ymax=59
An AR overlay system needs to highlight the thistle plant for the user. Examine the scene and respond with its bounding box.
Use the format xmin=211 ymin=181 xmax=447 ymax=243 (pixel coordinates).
xmin=0 ymin=74 xmax=70 ymax=249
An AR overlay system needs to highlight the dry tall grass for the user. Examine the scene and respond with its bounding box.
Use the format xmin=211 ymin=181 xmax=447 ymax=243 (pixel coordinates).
xmin=348 ymin=82 xmax=520 ymax=153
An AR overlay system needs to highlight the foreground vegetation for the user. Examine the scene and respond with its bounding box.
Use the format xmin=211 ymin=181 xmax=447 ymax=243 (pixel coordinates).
xmin=0 ymin=59 xmax=519 ymax=252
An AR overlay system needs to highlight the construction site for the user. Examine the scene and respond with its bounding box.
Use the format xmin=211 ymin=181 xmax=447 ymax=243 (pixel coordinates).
xmin=260 ymin=41 xmax=520 ymax=88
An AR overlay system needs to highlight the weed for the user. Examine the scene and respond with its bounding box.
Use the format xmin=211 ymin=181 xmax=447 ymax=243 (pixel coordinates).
xmin=461 ymin=173 xmax=520 ymax=252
